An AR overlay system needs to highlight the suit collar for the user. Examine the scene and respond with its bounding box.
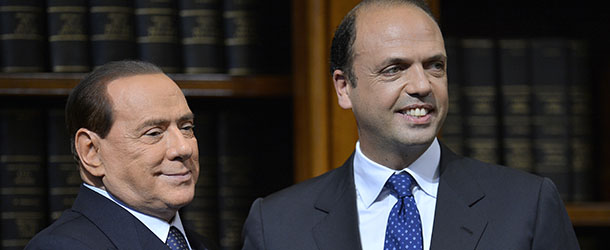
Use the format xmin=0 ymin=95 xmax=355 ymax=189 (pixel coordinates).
xmin=430 ymin=144 xmax=487 ymax=250
xmin=72 ymin=185 xmax=173 ymax=250
xmin=312 ymin=154 xmax=363 ymax=250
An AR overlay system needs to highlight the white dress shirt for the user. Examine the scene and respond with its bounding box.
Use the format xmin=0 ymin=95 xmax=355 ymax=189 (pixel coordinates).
xmin=84 ymin=183 xmax=192 ymax=250
xmin=354 ymin=138 xmax=440 ymax=250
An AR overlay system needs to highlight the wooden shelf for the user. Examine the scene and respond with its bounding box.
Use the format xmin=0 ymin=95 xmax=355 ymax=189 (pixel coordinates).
xmin=0 ymin=73 xmax=292 ymax=98
xmin=567 ymin=203 xmax=610 ymax=227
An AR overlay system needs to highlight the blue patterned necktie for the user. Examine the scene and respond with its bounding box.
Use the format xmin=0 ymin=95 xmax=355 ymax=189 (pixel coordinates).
xmin=166 ymin=226 xmax=189 ymax=250
xmin=384 ymin=172 xmax=423 ymax=250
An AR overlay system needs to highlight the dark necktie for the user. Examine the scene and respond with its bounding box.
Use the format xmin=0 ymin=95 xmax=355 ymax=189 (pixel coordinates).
xmin=384 ymin=172 xmax=423 ymax=250
xmin=166 ymin=226 xmax=189 ymax=250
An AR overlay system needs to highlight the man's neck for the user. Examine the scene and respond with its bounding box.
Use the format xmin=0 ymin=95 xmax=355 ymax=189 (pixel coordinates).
xmin=359 ymin=140 xmax=434 ymax=170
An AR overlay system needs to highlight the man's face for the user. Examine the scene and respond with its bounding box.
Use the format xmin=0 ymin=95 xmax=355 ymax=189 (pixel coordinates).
xmin=338 ymin=5 xmax=448 ymax=159
xmin=98 ymin=73 xmax=199 ymax=221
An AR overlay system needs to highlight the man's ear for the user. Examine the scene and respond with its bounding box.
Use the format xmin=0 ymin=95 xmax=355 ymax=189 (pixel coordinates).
xmin=333 ymin=69 xmax=353 ymax=109
xmin=75 ymin=128 xmax=105 ymax=177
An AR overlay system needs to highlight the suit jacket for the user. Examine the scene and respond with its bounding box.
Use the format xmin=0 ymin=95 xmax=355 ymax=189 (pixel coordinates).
xmin=25 ymin=185 xmax=217 ymax=250
xmin=242 ymin=143 xmax=580 ymax=250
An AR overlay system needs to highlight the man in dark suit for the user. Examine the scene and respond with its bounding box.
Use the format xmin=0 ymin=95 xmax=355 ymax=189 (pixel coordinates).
xmin=26 ymin=61 xmax=216 ymax=250
xmin=242 ymin=0 xmax=580 ymax=249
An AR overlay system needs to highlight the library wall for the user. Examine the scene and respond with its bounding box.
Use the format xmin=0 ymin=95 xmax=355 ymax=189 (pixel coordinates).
xmin=0 ymin=1 xmax=292 ymax=250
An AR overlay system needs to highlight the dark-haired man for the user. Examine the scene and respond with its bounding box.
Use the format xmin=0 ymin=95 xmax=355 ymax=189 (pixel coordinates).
xmin=26 ymin=61 xmax=216 ymax=250
xmin=242 ymin=0 xmax=579 ymax=249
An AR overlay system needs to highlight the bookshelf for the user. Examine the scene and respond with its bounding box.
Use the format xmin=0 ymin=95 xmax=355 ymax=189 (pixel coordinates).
xmin=0 ymin=74 xmax=292 ymax=97
xmin=1 ymin=0 xmax=609 ymax=248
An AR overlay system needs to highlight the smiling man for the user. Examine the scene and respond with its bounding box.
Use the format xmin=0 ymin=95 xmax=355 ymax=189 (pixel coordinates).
xmin=242 ymin=0 xmax=579 ymax=249
xmin=26 ymin=61 xmax=216 ymax=250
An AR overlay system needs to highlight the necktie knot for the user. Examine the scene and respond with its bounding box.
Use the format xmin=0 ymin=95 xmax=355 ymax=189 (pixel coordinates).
xmin=385 ymin=172 xmax=415 ymax=198
xmin=166 ymin=226 xmax=189 ymax=250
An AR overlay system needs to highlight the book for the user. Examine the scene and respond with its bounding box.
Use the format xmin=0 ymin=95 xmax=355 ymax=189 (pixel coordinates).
xmin=46 ymin=0 xmax=90 ymax=72
xmin=568 ymin=40 xmax=594 ymax=202
xmin=180 ymin=106 xmax=218 ymax=242
xmin=498 ymin=39 xmax=533 ymax=173
xmin=178 ymin=0 xmax=224 ymax=74
xmin=530 ymin=38 xmax=571 ymax=201
xmin=46 ymin=108 xmax=80 ymax=221
xmin=216 ymin=106 xmax=258 ymax=250
xmin=134 ymin=0 xmax=181 ymax=73
xmin=216 ymin=100 xmax=293 ymax=250
xmin=0 ymin=108 xmax=46 ymax=250
xmin=89 ymin=0 xmax=136 ymax=68
xmin=257 ymin=0 xmax=291 ymax=74
xmin=441 ymin=37 xmax=464 ymax=155
xmin=222 ymin=0 xmax=263 ymax=75
xmin=0 ymin=0 xmax=46 ymax=72
xmin=460 ymin=38 xmax=500 ymax=164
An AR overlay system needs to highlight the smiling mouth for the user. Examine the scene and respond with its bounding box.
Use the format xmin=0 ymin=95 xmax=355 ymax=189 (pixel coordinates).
xmin=399 ymin=107 xmax=429 ymax=117
xmin=396 ymin=104 xmax=435 ymax=124
xmin=161 ymin=171 xmax=192 ymax=182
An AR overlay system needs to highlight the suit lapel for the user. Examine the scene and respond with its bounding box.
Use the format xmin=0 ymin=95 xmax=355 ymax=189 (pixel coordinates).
xmin=430 ymin=145 xmax=487 ymax=250
xmin=73 ymin=185 xmax=170 ymax=250
xmin=312 ymin=155 xmax=363 ymax=250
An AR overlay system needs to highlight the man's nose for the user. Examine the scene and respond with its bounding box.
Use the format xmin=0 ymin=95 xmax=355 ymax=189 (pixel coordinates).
xmin=404 ymin=64 xmax=432 ymax=98
xmin=167 ymin=127 xmax=193 ymax=161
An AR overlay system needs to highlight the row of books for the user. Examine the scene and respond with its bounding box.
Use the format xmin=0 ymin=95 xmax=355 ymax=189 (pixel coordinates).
xmin=0 ymin=0 xmax=290 ymax=75
xmin=441 ymin=37 xmax=596 ymax=202
xmin=0 ymin=98 xmax=293 ymax=250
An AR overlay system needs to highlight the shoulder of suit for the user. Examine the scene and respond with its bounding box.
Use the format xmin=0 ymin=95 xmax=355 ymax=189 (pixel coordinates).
xmin=26 ymin=209 xmax=113 ymax=249
xmin=261 ymin=165 xmax=347 ymax=204
xmin=458 ymin=156 xmax=545 ymax=188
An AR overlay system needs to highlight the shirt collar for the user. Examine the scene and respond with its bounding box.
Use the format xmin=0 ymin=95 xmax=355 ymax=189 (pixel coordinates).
xmin=83 ymin=183 xmax=190 ymax=247
xmin=353 ymin=138 xmax=441 ymax=208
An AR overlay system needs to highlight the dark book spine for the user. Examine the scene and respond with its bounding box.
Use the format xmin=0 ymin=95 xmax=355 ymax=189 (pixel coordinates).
xmin=0 ymin=109 xmax=46 ymax=250
xmin=530 ymin=38 xmax=571 ymax=201
xmin=46 ymin=0 xmax=90 ymax=72
xmin=180 ymin=107 xmax=218 ymax=242
xmin=460 ymin=38 xmax=500 ymax=164
xmin=568 ymin=40 xmax=594 ymax=202
xmin=134 ymin=0 xmax=180 ymax=73
xmin=216 ymin=100 xmax=293 ymax=250
xmin=223 ymin=0 xmax=262 ymax=75
xmin=498 ymin=39 xmax=533 ymax=173
xmin=217 ymin=108 xmax=257 ymax=250
xmin=178 ymin=0 xmax=223 ymax=74
xmin=441 ymin=37 xmax=464 ymax=155
xmin=46 ymin=108 xmax=80 ymax=221
xmin=89 ymin=0 xmax=135 ymax=68
xmin=0 ymin=0 xmax=46 ymax=72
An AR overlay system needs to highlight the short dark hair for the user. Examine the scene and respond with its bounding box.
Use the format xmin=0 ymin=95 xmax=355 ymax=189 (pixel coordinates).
xmin=329 ymin=0 xmax=436 ymax=87
xmin=65 ymin=60 xmax=163 ymax=164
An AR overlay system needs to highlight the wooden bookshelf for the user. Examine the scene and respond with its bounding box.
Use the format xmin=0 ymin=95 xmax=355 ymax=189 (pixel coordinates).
xmin=0 ymin=73 xmax=291 ymax=97
xmin=0 ymin=0 xmax=608 ymax=237
xmin=567 ymin=203 xmax=610 ymax=227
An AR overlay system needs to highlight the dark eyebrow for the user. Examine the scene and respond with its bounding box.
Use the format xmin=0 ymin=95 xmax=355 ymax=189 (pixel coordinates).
xmin=376 ymin=53 xmax=447 ymax=72
xmin=377 ymin=57 xmax=411 ymax=71
xmin=425 ymin=54 xmax=447 ymax=63
xmin=178 ymin=113 xmax=195 ymax=123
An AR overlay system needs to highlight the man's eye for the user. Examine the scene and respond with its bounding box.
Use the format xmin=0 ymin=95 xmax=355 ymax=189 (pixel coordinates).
xmin=431 ymin=61 xmax=445 ymax=70
xmin=381 ymin=65 xmax=404 ymax=75
xmin=145 ymin=129 xmax=163 ymax=137
xmin=181 ymin=124 xmax=194 ymax=131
